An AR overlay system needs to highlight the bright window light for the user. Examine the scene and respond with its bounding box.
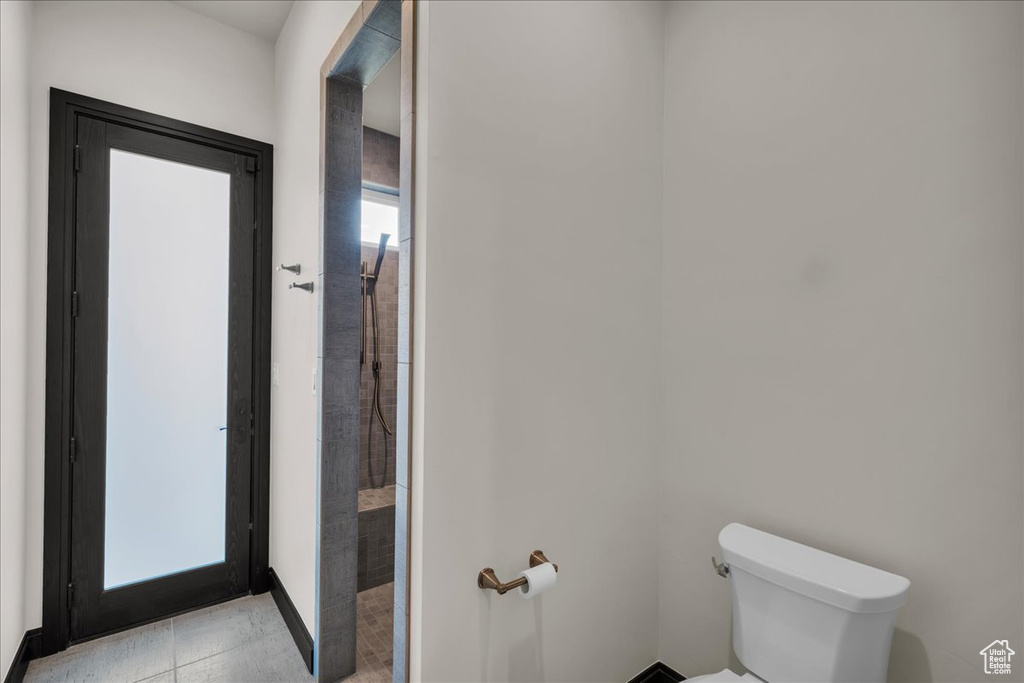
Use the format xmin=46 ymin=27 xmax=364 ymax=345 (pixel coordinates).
xmin=361 ymin=192 xmax=398 ymax=247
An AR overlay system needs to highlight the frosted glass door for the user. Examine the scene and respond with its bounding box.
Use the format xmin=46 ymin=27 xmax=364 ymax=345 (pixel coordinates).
xmin=103 ymin=150 xmax=231 ymax=589
xmin=66 ymin=113 xmax=257 ymax=642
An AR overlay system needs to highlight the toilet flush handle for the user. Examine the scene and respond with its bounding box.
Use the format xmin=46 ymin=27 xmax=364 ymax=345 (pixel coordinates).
xmin=711 ymin=556 xmax=730 ymax=578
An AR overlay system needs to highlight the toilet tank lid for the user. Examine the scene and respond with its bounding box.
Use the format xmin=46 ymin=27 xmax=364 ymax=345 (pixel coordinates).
xmin=719 ymin=523 xmax=910 ymax=614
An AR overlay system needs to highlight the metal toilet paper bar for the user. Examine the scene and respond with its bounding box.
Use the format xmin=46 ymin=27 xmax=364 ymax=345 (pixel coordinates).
xmin=478 ymin=550 xmax=558 ymax=595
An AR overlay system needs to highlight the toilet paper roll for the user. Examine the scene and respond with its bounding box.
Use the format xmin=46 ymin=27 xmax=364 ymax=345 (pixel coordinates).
xmin=518 ymin=562 xmax=557 ymax=599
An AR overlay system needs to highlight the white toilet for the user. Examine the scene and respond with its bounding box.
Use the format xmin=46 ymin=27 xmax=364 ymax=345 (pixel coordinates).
xmin=688 ymin=523 xmax=910 ymax=683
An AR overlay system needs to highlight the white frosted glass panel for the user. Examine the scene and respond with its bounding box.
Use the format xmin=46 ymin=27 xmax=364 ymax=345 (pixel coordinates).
xmin=104 ymin=149 xmax=231 ymax=590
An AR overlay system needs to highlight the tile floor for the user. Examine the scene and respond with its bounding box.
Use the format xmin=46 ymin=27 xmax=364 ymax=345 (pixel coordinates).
xmin=353 ymin=583 xmax=394 ymax=683
xmin=24 ymin=584 xmax=395 ymax=683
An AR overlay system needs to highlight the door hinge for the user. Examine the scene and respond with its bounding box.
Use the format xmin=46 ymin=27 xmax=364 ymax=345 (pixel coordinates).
xmin=69 ymin=437 xmax=77 ymax=463
xmin=67 ymin=583 xmax=75 ymax=606
xmin=250 ymin=412 xmax=255 ymax=436
xmin=245 ymin=156 xmax=257 ymax=174
xmin=71 ymin=291 xmax=79 ymax=318
xmin=249 ymin=522 xmax=253 ymax=532
xmin=73 ymin=145 xmax=81 ymax=172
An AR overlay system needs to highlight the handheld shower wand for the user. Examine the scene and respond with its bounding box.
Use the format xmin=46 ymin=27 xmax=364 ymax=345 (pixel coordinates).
xmin=362 ymin=233 xmax=393 ymax=488
xmin=372 ymin=233 xmax=389 ymax=282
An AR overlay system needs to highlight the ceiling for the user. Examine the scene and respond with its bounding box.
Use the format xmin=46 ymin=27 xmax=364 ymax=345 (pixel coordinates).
xmin=172 ymin=0 xmax=400 ymax=137
xmin=172 ymin=1 xmax=294 ymax=43
xmin=362 ymin=53 xmax=401 ymax=137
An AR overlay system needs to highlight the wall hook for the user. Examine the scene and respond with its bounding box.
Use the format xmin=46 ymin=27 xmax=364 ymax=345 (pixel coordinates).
xmin=278 ymin=263 xmax=301 ymax=275
xmin=290 ymin=281 xmax=314 ymax=293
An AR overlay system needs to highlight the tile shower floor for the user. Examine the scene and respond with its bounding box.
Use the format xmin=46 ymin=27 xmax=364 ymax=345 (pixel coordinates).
xmin=24 ymin=584 xmax=395 ymax=683
xmin=353 ymin=583 xmax=394 ymax=683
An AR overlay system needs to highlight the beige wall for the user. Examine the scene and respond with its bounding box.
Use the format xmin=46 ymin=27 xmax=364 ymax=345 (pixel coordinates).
xmin=413 ymin=2 xmax=664 ymax=680
xmin=23 ymin=0 xmax=276 ymax=634
xmin=658 ymin=2 xmax=1024 ymax=681
xmin=1 ymin=0 xmax=33 ymax=677
xmin=270 ymin=0 xmax=362 ymax=636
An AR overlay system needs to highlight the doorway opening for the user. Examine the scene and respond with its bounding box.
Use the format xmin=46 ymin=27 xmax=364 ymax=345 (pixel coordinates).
xmin=315 ymin=1 xmax=415 ymax=681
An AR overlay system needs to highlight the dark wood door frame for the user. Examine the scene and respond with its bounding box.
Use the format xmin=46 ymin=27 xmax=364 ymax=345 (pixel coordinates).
xmin=42 ymin=89 xmax=274 ymax=654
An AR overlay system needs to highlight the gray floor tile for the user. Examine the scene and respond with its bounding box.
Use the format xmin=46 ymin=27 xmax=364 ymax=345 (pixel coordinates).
xmin=349 ymin=583 xmax=393 ymax=683
xmin=174 ymin=629 xmax=312 ymax=683
xmin=25 ymin=621 xmax=174 ymax=683
xmin=172 ymin=593 xmax=288 ymax=667
xmin=17 ymin=587 xmax=395 ymax=683
xmin=138 ymin=673 xmax=175 ymax=683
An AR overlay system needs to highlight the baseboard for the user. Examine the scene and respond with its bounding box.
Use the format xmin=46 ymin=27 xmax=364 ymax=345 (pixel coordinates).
xmin=268 ymin=567 xmax=314 ymax=674
xmin=3 ymin=629 xmax=42 ymax=683
xmin=627 ymin=661 xmax=685 ymax=683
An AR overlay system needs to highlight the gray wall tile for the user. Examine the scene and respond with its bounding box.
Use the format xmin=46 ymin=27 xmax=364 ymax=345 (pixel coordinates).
xmin=364 ymin=0 xmax=402 ymax=41
xmin=317 ymin=623 xmax=357 ymax=683
xmin=357 ymin=504 xmax=396 ymax=591
xmin=331 ymin=28 xmax=399 ymax=84
xmin=363 ymin=127 xmax=400 ymax=192
xmin=320 ymin=439 xmax=359 ymax=526
xmin=319 ymin=518 xmax=359 ymax=608
xmin=316 ymin=74 xmax=364 ymax=683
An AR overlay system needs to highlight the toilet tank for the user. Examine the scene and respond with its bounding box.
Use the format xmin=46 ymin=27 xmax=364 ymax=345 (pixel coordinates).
xmin=719 ymin=524 xmax=910 ymax=683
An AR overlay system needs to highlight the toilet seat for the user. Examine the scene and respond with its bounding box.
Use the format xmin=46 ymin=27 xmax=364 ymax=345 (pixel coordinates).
xmin=685 ymin=669 xmax=764 ymax=683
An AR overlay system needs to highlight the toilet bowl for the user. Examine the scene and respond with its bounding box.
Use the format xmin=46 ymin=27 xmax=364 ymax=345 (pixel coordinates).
xmin=684 ymin=524 xmax=910 ymax=683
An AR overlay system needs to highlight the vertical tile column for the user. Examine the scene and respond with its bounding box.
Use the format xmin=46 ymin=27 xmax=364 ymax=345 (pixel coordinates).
xmin=316 ymin=76 xmax=363 ymax=683
xmin=393 ymin=2 xmax=417 ymax=681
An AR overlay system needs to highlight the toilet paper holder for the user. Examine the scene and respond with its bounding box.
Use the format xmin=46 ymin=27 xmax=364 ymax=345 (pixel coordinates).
xmin=478 ymin=550 xmax=558 ymax=595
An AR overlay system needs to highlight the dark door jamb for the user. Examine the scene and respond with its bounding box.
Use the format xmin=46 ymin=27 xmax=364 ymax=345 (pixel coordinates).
xmin=42 ymin=89 xmax=274 ymax=654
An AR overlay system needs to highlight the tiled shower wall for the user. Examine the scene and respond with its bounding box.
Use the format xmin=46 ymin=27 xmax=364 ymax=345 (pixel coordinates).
xmin=359 ymin=244 xmax=399 ymax=489
xmin=358 ymin=488 xmax=396 ymax=591
xmin=357 ymin=125 xmax=399 ymax=595
xmin=360 ymin=125 xmax=399 ymax=492
xmin=363 ymin=126 xmax=400 ymax=192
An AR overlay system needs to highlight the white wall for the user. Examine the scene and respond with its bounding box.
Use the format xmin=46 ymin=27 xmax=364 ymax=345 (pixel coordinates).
xmin=23 ymin=0 xmax=276 ymax=632
xmin=413 ymin=2 xmax=664 ymax=680
xmin=658 ymin=2 xmax=1024 ymax=682
xmin=6 ymin=5 xmax=1021 ymax=683
xmin=270 ymin=0 xmax=361 ymax=635
xmin=1 ymin=0 xmax=33 ymax=676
